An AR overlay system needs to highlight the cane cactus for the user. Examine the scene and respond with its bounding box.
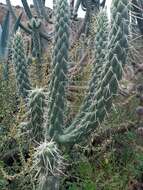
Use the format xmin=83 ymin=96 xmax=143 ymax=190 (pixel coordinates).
xmin=45 ymin=0 xmax=129 ymax=144
xmin=19 ymin=88 xmax=46 ymax=142
xmin=32 ymin=0 xmax=129 ymax=188
xmin=28 ymin=89 xmax=46 ymax=142
xmin=75 ymin=10 xmax=109 ymax=116
xmin=47 ymin=0 xmax=70 ymax=137
xmin=12 ymin=32 xmax=31 ymax=99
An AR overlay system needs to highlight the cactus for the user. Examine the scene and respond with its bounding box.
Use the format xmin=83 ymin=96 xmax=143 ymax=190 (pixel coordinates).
xmin=12 ymin=13 xmax=23 ymax=34
xmin=21 ymin=0 xmax=32 ymax=19
xmin=132 ymin=0 xmax=143 ymax=35
xmin=50 ymin=0 xmax=129 ymax=144
xmin=75 ymin=10 xmax=109 ymax=117
xmin=34 ymin=141 xmax=62 ymax=190
xmin=6 ymin=0 xmax=52 ymax=41
xmin=47 ymin=0 xmax=70 ymax=137
xmin=33 ymin=0 xmax=42 ymax=18
xmin=10 ymin=0 xmax=129 ymax=188
xmin=28 ymin=89 xmax=46 ymax=142
xmin=35 ymin=0 xmax=50 ymax=22
xmin=28 ymin=17 xmax=43 ymax=83
xmin=28 ymin=17 xmax=42 ymax=58
xmin=0 ymin=11 xmax=10 ymax=81
xmin=12 ymin=32 xmax=31 ymax=99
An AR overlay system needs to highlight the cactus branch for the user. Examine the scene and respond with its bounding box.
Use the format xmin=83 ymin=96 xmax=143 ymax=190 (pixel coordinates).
xmin=21 ymin=0 xmax=33 ymax=19
xmin=47 ymin=0 xmax=70 ymax=138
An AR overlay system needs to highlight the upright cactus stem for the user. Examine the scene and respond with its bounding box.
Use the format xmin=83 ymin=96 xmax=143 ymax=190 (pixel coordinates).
xmin=28 ymin=17 xmax=42 ymax=58
xmin=28 ymin=17 xmax=43 ymax=82
xmin=28 ymin=89 xmax=46 ymax=142
xmin=47 ymin=0 xmax=70 ymax=138
xmin=12 ymin=32 xmax=31 ymax=100
xmin=63 ymin=10 xmax=109 ymax=135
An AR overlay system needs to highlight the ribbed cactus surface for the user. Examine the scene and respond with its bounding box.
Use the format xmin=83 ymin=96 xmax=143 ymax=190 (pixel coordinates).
xmin=47 ymin=0 xmax=70 ymax=137
xmin=63 ymin=10 xmax=109 ymax=135
xmin=12 ymin=32 xmax=31 ymax=99
xmin=28 ymin=89 xmax=46 ymax=142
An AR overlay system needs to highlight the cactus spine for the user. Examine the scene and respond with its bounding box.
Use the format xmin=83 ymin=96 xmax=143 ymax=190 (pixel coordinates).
xmin=34 ymin=141 xmax=61 ymax=190
xmin=12 ymin=32 xmax=31 ymax=99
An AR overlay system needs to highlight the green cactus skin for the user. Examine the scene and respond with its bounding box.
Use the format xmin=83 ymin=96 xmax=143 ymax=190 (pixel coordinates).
xmin=28 ymin=89 xmax=46 ymax=142
xmin=12 ymin=32 xmax=31 ymax=99
xmin=56 ymin=0 xmax=129 ymax=144
xmin=85 ymin=11 xmax=109 ymax=107
xmin=47 ymin=0 xmax=70 ymax=138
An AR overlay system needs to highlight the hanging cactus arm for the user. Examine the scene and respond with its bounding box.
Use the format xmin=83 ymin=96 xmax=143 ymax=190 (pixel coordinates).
xmin=21 ymin=0 xmax=33 ymax=19
xmin=56 ymin=0 xmax=129 ymax=145
xmin=47 ymin=0 xmax=70 ymax=138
